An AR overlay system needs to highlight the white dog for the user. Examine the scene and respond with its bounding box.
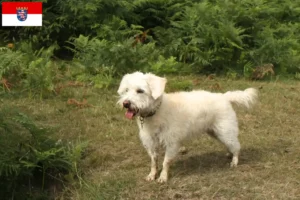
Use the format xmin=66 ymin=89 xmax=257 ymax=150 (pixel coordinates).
xmin=117 ymin=72 xmax=258 ymax=183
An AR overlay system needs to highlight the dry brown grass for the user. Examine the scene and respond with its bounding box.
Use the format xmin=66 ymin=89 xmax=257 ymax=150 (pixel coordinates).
xmin=2 ymin=76 xmax=300 ymax=200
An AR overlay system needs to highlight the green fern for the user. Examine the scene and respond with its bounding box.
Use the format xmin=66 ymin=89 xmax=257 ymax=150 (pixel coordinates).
xmin=0 ymin=47 xmax=26 ymax=79
xmin=0 ymin=107 xmax=85 ymax=199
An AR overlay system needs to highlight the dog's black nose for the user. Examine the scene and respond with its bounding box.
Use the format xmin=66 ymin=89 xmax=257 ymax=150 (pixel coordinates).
xmin=123 ymin=100 xmax=131 ymax=108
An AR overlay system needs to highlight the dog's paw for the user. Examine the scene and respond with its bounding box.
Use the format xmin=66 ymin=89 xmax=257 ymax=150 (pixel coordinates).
xmin=157 ymin=177 xmax=167 ymax=183
xmin=230 ymin=162 xmax=238 ymax=168
xmin=230 ymin=156 xmax=238 ymax=167
xmin=157 ymin=174 xmax=168 ymax=183
xmin=145 ymin=174 xmax=156 ymax=181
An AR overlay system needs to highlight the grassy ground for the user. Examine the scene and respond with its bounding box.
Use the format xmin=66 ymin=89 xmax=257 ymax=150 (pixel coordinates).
xmin=2 ymin=75 xmax=300 ymax=200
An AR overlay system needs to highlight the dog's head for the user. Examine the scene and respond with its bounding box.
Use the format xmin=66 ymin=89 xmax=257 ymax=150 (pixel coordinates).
xmin=117 ymin=72 xmax=167 ymax=119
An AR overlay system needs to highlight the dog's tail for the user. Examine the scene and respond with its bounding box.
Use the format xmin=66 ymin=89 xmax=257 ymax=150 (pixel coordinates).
xmin=223 ymin=88 xmax=258 ymax=109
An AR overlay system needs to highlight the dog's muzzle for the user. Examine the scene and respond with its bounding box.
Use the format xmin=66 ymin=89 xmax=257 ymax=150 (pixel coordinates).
xmin=123 ymin=100 xmax=139 ymax=119
xmin=123 ymin=100 xmax=131 ymax=108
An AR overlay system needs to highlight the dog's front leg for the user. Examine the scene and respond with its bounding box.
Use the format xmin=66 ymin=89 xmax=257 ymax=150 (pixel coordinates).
xmin=140 ymin=131 xmax=159 ymax=181
xmin=145 ymin=148 xmax=158 ymax=181
xmin=157 ymin=143 xmax=179 ymax=183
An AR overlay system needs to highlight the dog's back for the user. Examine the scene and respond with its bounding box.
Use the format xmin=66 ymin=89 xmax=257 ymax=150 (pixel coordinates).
xmin=165 ymin=88 xmax=257 ymax=110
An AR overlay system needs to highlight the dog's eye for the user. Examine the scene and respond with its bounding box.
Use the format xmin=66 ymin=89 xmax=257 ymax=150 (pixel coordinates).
xmin=125 ymin=88 xmax=129 ymax=92
xmin=137 ymin=89 xmax=144 ymax=94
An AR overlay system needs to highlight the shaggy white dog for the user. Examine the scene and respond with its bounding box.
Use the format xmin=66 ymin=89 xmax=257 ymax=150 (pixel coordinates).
xmin=117 ymin=71 xmax=258 ymax=183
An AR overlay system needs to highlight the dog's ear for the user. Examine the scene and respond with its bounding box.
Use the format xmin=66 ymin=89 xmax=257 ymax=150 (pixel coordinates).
xmin=146 ymin=73 xmax=167 ymax=99
xmin=117 ymin=74 xmax=129 ymax=95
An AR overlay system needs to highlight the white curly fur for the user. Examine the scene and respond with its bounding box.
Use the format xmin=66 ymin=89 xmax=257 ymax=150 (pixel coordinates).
xmin=117 ymin=72 xmax=258 ymax=183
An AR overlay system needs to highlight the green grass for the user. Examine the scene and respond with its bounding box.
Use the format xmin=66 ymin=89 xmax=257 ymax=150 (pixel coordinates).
xmin=1 ymin=75 xmax=300 ymax=199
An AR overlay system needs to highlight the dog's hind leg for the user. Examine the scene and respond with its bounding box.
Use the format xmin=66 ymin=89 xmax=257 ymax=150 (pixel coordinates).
xmin=207 ymin=129 xmax=233 ymax=159
xmin=213 ymin=123 xmax=241 ymax=167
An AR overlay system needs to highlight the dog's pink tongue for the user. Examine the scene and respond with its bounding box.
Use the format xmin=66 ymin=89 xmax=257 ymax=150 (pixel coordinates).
xmin=125 ymin=110 xmax=134 ymax=119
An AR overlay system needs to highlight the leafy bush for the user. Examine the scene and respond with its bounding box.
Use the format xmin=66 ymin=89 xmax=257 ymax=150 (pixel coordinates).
xmin=0 ymin=107 xmax=85 ymax=199
xmin=149 ymin=55 xmax=182 ymax=75
xmin=155 ymin=0 xmax=300 ymax=74
xmin=0 ymin=42 xmax=65 ymax=97
xmin=1 ymin=0 xmax=300 ymax=86
xmin=67 ymin=32 xmax=159 ymax=88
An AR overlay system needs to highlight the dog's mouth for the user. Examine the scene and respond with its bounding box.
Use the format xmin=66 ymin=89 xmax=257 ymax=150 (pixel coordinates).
xmin=125 ymin=108 xmax=139 ymax=119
